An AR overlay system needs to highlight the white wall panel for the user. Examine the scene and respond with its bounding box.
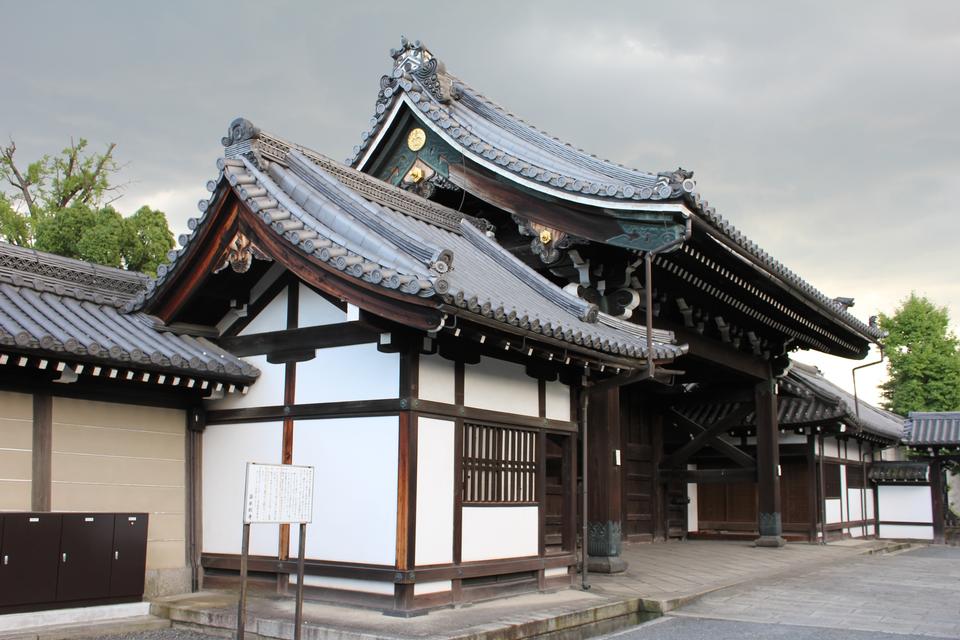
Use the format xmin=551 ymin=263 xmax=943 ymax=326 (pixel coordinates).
xmin=298 ymin=283 xmax=346 ymax=327
xmin=290 ymin=417 xmax=398 ymax=566
xmin=415 ymin=418 xmax=454 ymax=566
xmin=291 ymin=575 xmax=394 ymax=595
xmin=825 ymin=499 xmax=842 ymax=524
xmin=778 ymin=434 xmax=807 ymax=445
xmin=839 ymin=464 xmax=847 ymax=522
xmin=418 ymin=354 xmax=455 ymax=404
xmin=461 ymin=506 xmax=538 ymax=562
xmin=877 ymin=485 xmax=933 ymax=524
xmin=686 ymin=464 xmax=698 ymax=532
xmin=544 ymin=381 xmax=571 ymax=421
xmin=239 ymin=288 xmax=287 ymax=336
xmin=296 ymin=345 xmax=399 ymax=404
xmin=865 ymin=488 xmax=875 ymax=519
xmin=879 ymin=524 xmax=934 ymax=540
xmin=207 ymin=355 xmax=285 ymax=410
xmin=545 ymin=567 xmax=569 ymax=578
xmin=202 ymin=422 xmax=282 ymax=556
xmin=464 ymin=357 xmax=538 ymax=417
xmin=414 ymin=580 xmax=452 ymax=595
xmin=847 ymin=488 xmax=864 ymax=522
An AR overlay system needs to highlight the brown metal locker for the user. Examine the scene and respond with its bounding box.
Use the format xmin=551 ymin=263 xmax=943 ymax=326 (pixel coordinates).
xmin=0 ymin=513 xmax=62 ymax=607
xmin=109 ymin=513 xmax=148 ymax=598
xmin=57 ymin=514 xmax=113 ymax=602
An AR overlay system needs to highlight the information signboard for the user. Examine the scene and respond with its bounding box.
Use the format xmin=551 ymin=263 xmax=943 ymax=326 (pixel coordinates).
xmin=242 ymin=462 xmax=314 ymax=524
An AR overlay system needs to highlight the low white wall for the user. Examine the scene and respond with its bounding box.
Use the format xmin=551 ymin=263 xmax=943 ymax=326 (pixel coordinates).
xmin=418 ymin=354 xmax=455 ymax=404
xmin=290 ymin=574 xmax=394 ymax=595
xmin=847 ymin=488 xmax=864 ymax=522
xmin=414 ymin=580 xmax=452 ymax=595
xmin=296 ymin=345 xmax=399 ymax=403
xmin=415 ymin=418 xmax=455 ymax=566
xmin=879 ymin=524 xmax=933 ymax=540
xmin=686 ymin=464 xmax=698 ymax=532
xmin=461 ymin=506 xmax=538 ymax=562
xmin=290 ymin=417 xmax=398 ymax=566
xmin=545 ymin=567 xmax=569 ymax=578
xmin=464 ymin=357 xmax=538 ymax=417
xmin=825 ymin=499 xmax=843 ymax=524
xmin=202 ymin=422 xmax=282 ymax=556
xmin=877 ymin=485 xmax=932 ymax=524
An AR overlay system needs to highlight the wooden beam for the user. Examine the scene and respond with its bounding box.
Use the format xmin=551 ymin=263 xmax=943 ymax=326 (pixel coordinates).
xmin=670 ymin=324 xmax=770 ymax=380
xmin=218 ymin=321 xmax=381 ymax=357
xmin=662 ymin=405 xmax=754 ymax=469
xmin=31 ymin=393 xmax=52 ymax=511
xmin=661 ymin=467 xmax=756 ymax=484
xmin=667 ymin=409 xmax=756 ymax=469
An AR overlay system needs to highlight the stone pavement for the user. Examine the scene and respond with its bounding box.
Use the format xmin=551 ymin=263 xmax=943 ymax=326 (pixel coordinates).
xmin=144 ymin=538 xmax=901 ymax=640
xmin=668 ymin=545 xmax=960 ymax=638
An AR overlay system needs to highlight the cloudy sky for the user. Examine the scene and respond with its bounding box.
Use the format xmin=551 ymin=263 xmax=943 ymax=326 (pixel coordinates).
xmin=4 ymin=1 xmax=959 ymax=405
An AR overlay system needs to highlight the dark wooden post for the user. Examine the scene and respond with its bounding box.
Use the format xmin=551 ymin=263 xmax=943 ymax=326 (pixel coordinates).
xmin=806 ymin=433 xmax=818 ymax=543
xmin=586 ymin=386 xmax=626 ymax=572
xmin=31 ymin=393 xmax=52 ymax=512
xmin=930 ymin=456 xmax=945 ymax=544
xmin=754 ymin=377 xmax=785 ymax=547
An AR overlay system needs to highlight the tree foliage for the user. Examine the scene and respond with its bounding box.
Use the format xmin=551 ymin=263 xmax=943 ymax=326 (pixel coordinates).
xmin=879 ymin=293 xmax=960 ymax=415
xmin=0 ymin=138 xmax=173 ymax=275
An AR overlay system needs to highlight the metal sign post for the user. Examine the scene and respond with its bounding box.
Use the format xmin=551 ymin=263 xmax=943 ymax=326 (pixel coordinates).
xmin=237 ymin=463 xmax=314 ymax=640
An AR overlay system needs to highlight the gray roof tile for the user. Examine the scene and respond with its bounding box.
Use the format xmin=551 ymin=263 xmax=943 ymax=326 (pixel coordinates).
xmin=903 ymin=412 xmax=960 ymax=446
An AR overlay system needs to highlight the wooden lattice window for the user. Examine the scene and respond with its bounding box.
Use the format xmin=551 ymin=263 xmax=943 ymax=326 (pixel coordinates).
xmin=462 ymin=423 xmax=537 ymax=504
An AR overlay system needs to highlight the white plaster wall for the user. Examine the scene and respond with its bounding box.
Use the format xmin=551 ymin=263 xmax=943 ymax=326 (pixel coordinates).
xmin=298 ymin=283 xmax=346 ymax=327
xmin=544 ymin=381 xmax=571 ymax=421
xmin=290 ymin=574 xmax=394 ymax=595
xmin=418 ymin=354 xmax=455 ymax=404
xmin=879 ymin=524 xmax=934 ymax=540
xmin=866 ymin=524 xmax=875 ymax=535
xmin=239 ymin=288 xmax=288 ymax=336
xmin=290 ymin=417 xmax=398 ymax=566
xmin=0 ymin=390 xmax=32 ymax=511
xmin=777 ymin=434 xmax=807 ymax=445
xmin=461 ymin=506 xmax=538 ymax=562
xmin=545 ymin=567 xmax=569 ymax=578
xmin=415 ymin=418 xmax=455 ymax=566
xmin=207 ymin=355 xmax=286 ymax=410
xmin=825 ymin=499 xmax=843 ymax=524
xmin=839 ymin=464 xmax=847 ymax=522
xmin=825 ymin=438 xmax=840 ymax=459
xmin=865 ymin=488 xmax=875 ymax=519
xmin=464 ymin=357 xmax=538 ymax=417
xmin=295 ymin=345 xmax=399 ymax=404
xmin=414 ymin=580 xmax=452 ymax=595
xmin=877 ymin=485 xmax=933 ymax=524
xmin=202 ymin=422 xmax=282 ymax=556
xmin=847 ymin=488 xmax=864 ymax=522
xmin=686 ymin=464 xmax=698 ymax=532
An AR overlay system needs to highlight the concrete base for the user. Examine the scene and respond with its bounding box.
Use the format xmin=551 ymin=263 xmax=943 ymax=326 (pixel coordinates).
xmin=754 ymin=535 xmax=786 ymax=548
xmin=587 ymin=555 xmax=628 ymax=574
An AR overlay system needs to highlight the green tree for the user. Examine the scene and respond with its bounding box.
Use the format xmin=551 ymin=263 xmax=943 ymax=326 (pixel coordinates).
xmin=879 ymin=293 xmax=960 ymax=415
xmin=0 ymin=138 xmax=173 ymax=275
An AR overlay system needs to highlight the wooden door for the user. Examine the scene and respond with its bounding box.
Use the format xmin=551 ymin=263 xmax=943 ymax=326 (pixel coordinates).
xmin=621 ymin=392 xmax=655 ymax=540
xmin=110 ymin=514 xmax=149 ymax=597
xmin=543 ymin=434 xmax=574 ymax=554
xmin=0 ymin=513 xmax=61 ymax=607
xmin=57 ymin=514 xmax=113 ymax=602
xmin=781 ymin=459 xmax=811 ymax=529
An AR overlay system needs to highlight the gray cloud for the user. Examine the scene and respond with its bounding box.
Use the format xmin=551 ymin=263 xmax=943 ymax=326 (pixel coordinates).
xmin=4 ymin=0 xmax=959 ymax=404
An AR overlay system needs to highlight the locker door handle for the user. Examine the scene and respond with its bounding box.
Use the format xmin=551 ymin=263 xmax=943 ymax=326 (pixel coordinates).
xmin=114 ymin=550 xmax=119 ymax=560
xmin=62 ymin=553 xmax=67 ymax=563
xmin=2 ymin=555 xmax=7 ymax=565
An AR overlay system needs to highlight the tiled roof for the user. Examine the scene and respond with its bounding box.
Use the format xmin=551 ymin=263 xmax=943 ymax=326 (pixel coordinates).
xmin=350 ymin=38 xmax=883 ymax=347
xmin=138 ymin=123 xmax=687 ymax=365
xmin=903 ymin=412 xmax=960 ymax=446
xmin=674 ymin=361 xmax=903 ymax=441
xmin=0 ymin=242 xmax=258 ymax=387
xmin=869 ymin=461 xmax=929 ymax=483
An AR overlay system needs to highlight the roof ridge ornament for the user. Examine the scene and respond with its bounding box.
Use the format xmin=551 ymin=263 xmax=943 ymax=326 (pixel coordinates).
xmin=222 ymin=117 xmax=260 ymax=147
xmin=390 ymin=36 xmax=453 ymax=103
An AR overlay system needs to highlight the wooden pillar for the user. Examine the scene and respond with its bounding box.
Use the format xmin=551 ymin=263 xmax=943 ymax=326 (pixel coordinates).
xmin=651 ymin=410 xmax=666 ymax=542
xmin=392 ymin=341 xmax=419 ymax=614
xmin=31 ymin=393 xmax=52 ymax=512
xmin=806 ymin=433 xmax=818 ymax=543
xmin=754 ymin=377 xmax=785 ymax=547
xmin=930 ymin=456 xmax=946 ymax=545
xmin=586 ymin=386 xmax=626 ymax=573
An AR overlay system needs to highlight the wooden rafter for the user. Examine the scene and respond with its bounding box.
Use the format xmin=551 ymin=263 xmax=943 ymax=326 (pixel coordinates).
xmin=663 ymin=405 xmax=756 ymax=469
